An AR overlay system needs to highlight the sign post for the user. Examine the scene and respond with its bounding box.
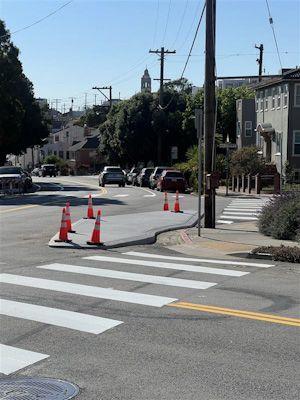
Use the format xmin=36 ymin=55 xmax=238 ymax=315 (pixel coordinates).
xmin=195 ymin=108 xmax=203 ymax=236
xmin=219 ymin=140 xmax=237 ymax=196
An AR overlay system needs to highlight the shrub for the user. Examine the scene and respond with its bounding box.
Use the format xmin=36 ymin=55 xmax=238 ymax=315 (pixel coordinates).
xmin=230 ymin=146 xmax=265 ymax=176
xmin=258 ymin=192 xmax=300 ymax=240
xmin=252 ymin=245 xmax=300 ymax=263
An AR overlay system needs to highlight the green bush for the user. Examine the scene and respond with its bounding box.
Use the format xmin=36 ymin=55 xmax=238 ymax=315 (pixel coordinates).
xmin=230 ymin=146 xmax=265 ymax=176
xmin=258 ymin=192 xmax=300 ymax=240
xmin=252 ymin=245 xmax=300 ymax=263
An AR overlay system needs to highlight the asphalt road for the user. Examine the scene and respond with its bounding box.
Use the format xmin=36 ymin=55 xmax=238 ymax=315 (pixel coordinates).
xmin=0 ymin=176 xmax=299 ymax=400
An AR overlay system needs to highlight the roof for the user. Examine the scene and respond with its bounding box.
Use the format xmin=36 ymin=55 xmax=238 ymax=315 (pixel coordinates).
xmin=68 ymin=134 xmax=100 ymax=152
xmin=253 ymin=68 xmax=300 ymax=90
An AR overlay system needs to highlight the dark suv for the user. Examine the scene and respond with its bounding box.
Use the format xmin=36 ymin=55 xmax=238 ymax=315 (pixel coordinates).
xmin=40 ymin=164 xmax=57 ymax=177
xmin=136 ymin=168 xmax=154 ymax=187
xmin=99 ymin=166 xmax=125 ymax=187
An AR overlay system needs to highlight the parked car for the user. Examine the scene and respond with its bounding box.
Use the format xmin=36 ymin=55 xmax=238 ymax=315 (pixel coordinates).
xmin=31 ymin=167 xmax=40 ymax=176
xmin=136 ymin=168 xmax=154 ymax=187
xmin=157 ymin=170 xmax=187 ymax=193
xmin=0 ymin=166 xmax=32 ymax=193
xmin=149 ymin=166 xmax=170 ymax=189
xmin=99 ymin=166 xmax=126 ymax=187
xmin=40 ymin=164 xmax=57 ymax=177
xmin=126 ymin=167 xmax=140 ymax=185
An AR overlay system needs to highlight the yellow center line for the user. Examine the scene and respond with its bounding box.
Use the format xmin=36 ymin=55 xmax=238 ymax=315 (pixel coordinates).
xmin=167 ymin=302 xmax=300 ymax=327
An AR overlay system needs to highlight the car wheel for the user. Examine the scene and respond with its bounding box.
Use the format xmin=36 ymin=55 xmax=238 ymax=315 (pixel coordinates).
xmin=102 ymin=183 xmax=105 ymax=187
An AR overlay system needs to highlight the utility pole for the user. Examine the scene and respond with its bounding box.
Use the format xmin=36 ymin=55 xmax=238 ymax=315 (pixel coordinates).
xmin=149 ymin=46 xmax=176 ymax=163
xmin=92 ymin=86 xmax=112 ymax=109
xmin=195 ymin=108 xmax=204 ymax=236
xmin=84 ymin=93 xmax=88 ymax=112
xmin=255 ymin=44 xmax=264 ymax=82
xmin=53 ymin=99 xmax=61 ymax=111
xmin=204 ymin=0 xmax=216 ymax=228
xmin=94 ymin=94 xmax=97 ymax=106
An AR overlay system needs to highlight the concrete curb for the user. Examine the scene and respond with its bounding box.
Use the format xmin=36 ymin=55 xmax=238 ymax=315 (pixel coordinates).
xmin=49 ymin=211 xmax=200 ymax=250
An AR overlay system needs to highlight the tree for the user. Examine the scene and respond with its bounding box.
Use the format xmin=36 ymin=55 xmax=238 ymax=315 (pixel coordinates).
xmin=0 ymin=20 xmax=49 ymax=165
xmin=230 ymin=146 xmax=265 ymax=176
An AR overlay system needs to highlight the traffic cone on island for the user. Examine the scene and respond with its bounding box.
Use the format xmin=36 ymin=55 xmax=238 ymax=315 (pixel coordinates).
xmin=55 ymin=208 xmax=72 ymax=243
xmin=65 ymin=201 xmax=75 ymax=233
xmin=86 ymin=194 xmax=95 ymax=219
xmin=87 ymin=209 xmax=103 ymax=245
xmin=163 ymin=192 xmax=169 ymax=211
xmin=173 ymin=190 xmax=182 ymax=213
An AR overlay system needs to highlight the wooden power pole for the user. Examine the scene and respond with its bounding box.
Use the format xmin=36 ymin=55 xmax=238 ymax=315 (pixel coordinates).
xmin=204 ymin=0 xmax=216 ymax=228
xmin=149 ymin=47 xmax=176 ymax=163
xmin=255 ymin=44 xmax=264 ymax=81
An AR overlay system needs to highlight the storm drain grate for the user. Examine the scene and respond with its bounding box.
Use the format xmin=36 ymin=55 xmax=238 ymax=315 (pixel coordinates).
xmin=0 ymin=376 xmax=79 ymax=399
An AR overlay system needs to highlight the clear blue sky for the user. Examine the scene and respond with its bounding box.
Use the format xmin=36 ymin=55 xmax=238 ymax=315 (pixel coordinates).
xmin=1 ymin=0 xmax=299 ymax=111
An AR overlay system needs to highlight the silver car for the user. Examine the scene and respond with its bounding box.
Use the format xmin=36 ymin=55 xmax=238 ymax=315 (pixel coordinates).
xmin=99 ymin=166 xmax=126 ymax=187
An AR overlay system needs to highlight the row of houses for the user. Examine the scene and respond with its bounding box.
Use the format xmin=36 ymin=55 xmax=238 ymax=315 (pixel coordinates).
xmin=236 ymin=68 xmax=300 ymax=182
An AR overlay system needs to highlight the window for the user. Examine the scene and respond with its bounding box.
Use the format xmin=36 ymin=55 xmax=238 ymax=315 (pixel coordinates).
xmin=245 ymin=121 xmax=253 ymax=137
xmin=66 ymin=151 xmax=70 ymax=160
xmin=294 ymin=84 xmax=300 ymax=107
xmin=260 ymin=91 xmax=264 ymax=111
xmin=265 ymin=96 xmax=268 ymax=110
xmin=236 ymin=121 xmax=241 ymax=137
xmin=53 ymin=151 xmax=57 ymax=156
xmin=294 ymin=170 xmax=300 ymax=183
xmin=293 ymin=131 xmax=300 ymax=155
xmin=272 ymin=88 xmax=276 ymax=109
xmin=54 ymin=135 xmax=59 ymax=142
xmin=237 ymin=100 xmax=242 ymax=110
xmin=59 ymin=151 xmax=64 ymax=159
xmin=255 ymin=97 xmax=259 ymax=112
xmin=283 ymin=84 xmax=288 ymax=107
xmin=277 ymin=86 xmax=281 ymax=108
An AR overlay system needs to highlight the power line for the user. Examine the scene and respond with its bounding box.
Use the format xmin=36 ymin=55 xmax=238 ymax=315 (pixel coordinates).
xmin=180 ymin=2 xmax=206 ymax=79
xmin=265 ymin=0 xmax=283 ymax=69
xmin=170 ymin=0 xmax=189 ymax=48
xmin=152 ymin=0 xmax=160 ymax=47
xmin=162 ymin=0 xmax=172 ymax=44
xmin=0 ymin=1 xmax=74 ymax=39
xmin=178 ymin=0 xmax=203 ymax=51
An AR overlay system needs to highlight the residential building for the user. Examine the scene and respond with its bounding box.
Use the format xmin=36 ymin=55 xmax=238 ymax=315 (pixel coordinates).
xmin=254 ymin=68 xmax=300 ymax=181
xmin=236 ymin=98 xmax=256 ymax=149
xmin=141 ymin=68 xmax=151 ymax=93
xmin=68 ymin=134 xmax=105 ymax=173
xmin=217 ymin=78 xmax=260 ymax=89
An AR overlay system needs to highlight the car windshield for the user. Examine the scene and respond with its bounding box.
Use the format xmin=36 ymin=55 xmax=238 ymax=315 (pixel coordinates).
xmin=0 ymin=167 xmax=22 ymax=174
xmin=106 ymin=167 xmax=122 ymax=173
xmin=165 ymin=171 xmax=183 ymax=178
xmin=144 ymin=169 xmax=153 ymax=176
xmin=156 ymin=168 xmax=168 ymax=175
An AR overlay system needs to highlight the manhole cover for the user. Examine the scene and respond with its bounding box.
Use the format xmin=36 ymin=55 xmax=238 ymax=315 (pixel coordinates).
xmin=0 ymin=377 xmax=79 ymax=399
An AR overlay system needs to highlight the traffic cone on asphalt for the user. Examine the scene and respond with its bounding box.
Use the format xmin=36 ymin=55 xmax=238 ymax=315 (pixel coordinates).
xmin=173 ymin=190 xmax=182 ymax=213
xmin=163 ymin=192 xmax=169 ymax=211
xmin=87 ymin=210 xmax=103 ymax=245
xmin=65 ymin=201 xmax=75 ymax=233
xmin=55 ymin=208 xmax=72 ymax=242
xmin=86 ymin=194 xmax=95 ymax=219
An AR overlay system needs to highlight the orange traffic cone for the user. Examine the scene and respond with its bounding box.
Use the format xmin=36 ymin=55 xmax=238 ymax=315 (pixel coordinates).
xmin=163 ymin=192 xmax=169 ymax=211
xmin=65 ymin=201 xmax=75 ymax=233
xmin=55 ymin=208 xmax=72 ymax=242
xmin=173 ymin=190 xmax=182 ymax=213
xmin=87 ymin=209 xmax=103 ymax=245
xmin=86 ymin=194 xmax=95 ymax=219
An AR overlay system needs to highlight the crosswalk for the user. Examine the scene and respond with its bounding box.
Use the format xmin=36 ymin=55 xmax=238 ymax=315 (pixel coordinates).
xmin=0 ymin=250 xmax=274 ymax=375
xmin=217 ymin=197 xmax=268 ymax=225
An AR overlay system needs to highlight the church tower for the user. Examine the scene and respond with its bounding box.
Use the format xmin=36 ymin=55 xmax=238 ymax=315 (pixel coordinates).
xmin=141 ymin=68 xmax=151 ymax=93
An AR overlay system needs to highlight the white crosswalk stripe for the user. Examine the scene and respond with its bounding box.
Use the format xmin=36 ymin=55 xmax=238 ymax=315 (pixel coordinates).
xmin=0 ymin=298 xmax=123 ymax=334
xmin=1 ymin=249 xmax=274 ymax=374
xmin=37 ymin=263 xmax=217 ymax=290
xmin=0 ymin=344 xmax=49 ymax=375
xmin=124 ymin=251 xmax=274 ymax=268
xmin=84 ymin=255 xmax=249 ymax=277
xmin=0 ymin=274 xmax=177 ymax=307
xmin=217 ymin=198 xmax=267 ymax=224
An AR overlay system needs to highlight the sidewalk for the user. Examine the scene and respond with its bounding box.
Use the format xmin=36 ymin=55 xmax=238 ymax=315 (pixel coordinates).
xmin=49 ymin=210 xmax=198 ymax=249
xmin=158 ymin=220 xmax=300 ymax=260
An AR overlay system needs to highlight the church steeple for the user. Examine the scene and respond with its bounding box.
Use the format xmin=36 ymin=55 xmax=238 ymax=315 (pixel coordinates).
xmin=141 ymin=68 xmax=151 ymax=93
